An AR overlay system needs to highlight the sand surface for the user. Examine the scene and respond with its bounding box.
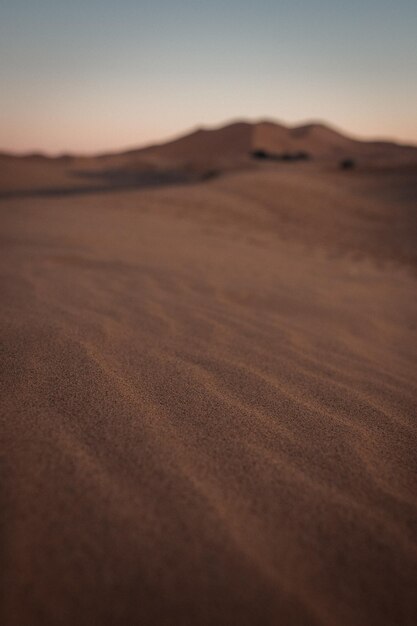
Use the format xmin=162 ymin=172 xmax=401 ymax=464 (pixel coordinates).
xmin=1 ymin=162 xmax=417 ymax=625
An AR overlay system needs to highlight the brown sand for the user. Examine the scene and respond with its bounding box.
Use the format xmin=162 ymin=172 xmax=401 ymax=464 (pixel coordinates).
xmin=1 ymin=159 xmax=417 ymax=625
xmin=2 ymin=120 xmax=417 ymax=199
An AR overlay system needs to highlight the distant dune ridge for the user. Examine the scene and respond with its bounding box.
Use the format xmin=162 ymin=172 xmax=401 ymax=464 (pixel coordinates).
xmin=136 ymin=120 xmax=417 ymax=163
xmin=1 ymin=119 xmax=417 ymax=197
xmin=1 ymin=118 xmax=417 ymax=626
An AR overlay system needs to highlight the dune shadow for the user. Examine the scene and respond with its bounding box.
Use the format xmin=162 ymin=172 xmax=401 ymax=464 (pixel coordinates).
xmin=0 ymin=166 xmax=217 ymax=200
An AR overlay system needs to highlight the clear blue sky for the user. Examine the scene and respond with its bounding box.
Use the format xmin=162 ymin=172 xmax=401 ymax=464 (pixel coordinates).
xmin=1 ymin=0 xmax=416 ymax=153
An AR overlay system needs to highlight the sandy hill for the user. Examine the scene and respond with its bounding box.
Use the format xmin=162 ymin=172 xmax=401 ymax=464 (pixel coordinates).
xmin=132 ymin=121 xmax=254 ymax=165
xmin=1 ymin=120 xmax=416 ymax=197
xmin=130 ymin=119 xmax=417 ymax=165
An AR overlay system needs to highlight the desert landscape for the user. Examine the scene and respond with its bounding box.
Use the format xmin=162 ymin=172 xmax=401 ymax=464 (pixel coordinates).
xmin=1 ymin=119 xmax=417 ymax=625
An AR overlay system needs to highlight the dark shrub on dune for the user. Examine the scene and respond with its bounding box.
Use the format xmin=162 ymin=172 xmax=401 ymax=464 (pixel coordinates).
xmin=340 ymin=158 xmax=356 ymax=170
xmin=293 ymin=151 xmax=310 ymax=161
xmin=252 ymin=150 xmax=311 ymax=162
xmin=201 ymin=169 xmax=220 ymax=181
xmin=251 ymin=149 xmax=270 ymax=159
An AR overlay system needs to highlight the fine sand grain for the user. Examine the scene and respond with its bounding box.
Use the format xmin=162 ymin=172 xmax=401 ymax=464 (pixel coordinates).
xmin=1 ymin=163 xmax=417 ymax=625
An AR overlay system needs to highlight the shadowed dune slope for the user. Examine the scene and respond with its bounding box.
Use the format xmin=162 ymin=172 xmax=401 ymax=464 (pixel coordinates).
xmin=1 ymin=164 xmax=417 ymax=626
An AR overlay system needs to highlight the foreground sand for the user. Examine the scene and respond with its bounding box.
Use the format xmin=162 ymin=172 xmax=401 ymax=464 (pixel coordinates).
xmin=1 ymin=164 xmax=417 ymax=625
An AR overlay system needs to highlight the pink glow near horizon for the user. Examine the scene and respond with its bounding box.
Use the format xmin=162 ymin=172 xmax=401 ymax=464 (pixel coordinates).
xmin=1 ymin=1 xmax=416 ymax=154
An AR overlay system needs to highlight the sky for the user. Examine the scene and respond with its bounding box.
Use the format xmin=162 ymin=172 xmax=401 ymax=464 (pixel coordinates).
xmin=0 ymin=0 xmax=416 ymax=154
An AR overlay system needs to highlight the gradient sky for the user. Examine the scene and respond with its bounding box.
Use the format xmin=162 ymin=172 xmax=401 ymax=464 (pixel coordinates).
xmin=1 ymin=0 xmax=416 ymax=154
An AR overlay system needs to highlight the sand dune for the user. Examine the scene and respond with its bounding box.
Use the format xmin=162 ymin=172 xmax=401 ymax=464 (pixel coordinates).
xmin=1 ymin=133 xmax=417 ymax=626
xmin=1 ymin=119 xmax=417 ymax=198
xmin=133 ymin=119 xmax=417 ymax=163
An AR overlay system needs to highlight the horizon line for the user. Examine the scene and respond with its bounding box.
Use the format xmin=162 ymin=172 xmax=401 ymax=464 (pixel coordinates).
xmin=2 ymin=116 xmax=417 ymax=159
